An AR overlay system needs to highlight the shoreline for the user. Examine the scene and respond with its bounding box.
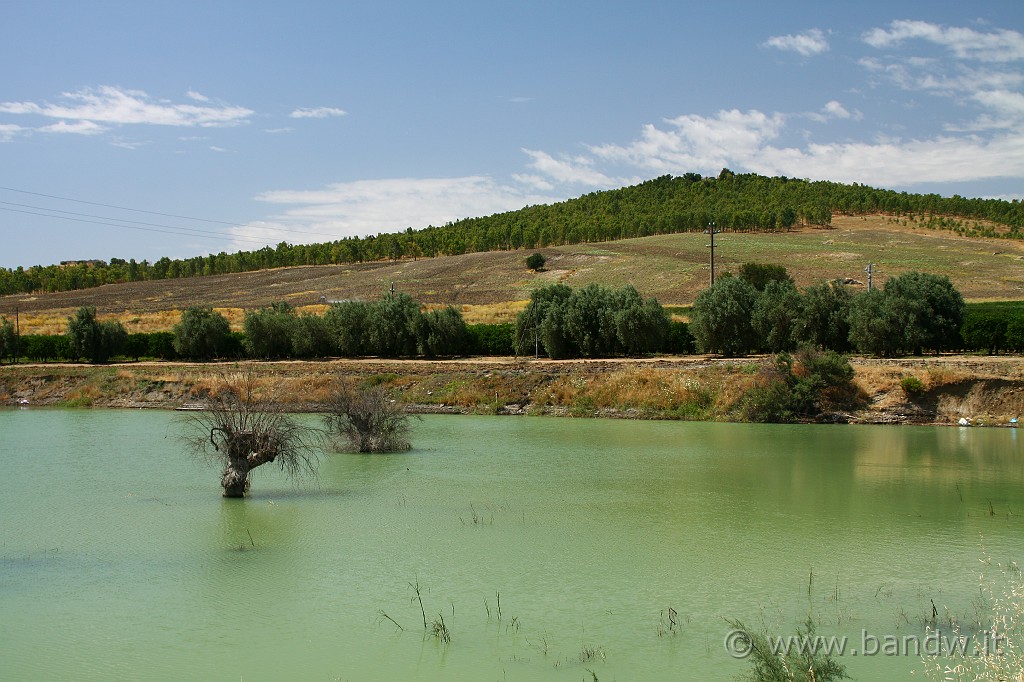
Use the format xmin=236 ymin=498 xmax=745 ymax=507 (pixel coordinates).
xmin=3 ymin=354 xmax=1023 ymax=426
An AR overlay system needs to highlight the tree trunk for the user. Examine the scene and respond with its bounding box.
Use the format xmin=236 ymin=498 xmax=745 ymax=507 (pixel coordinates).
xmin=221 ymin=459 xmax=250 ymax=497
xmin=219 ymin=432 xmax=257 ymax=498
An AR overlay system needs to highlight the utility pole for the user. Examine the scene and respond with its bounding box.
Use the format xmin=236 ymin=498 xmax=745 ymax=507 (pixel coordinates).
xmin=864 ymin=262 xmax=874 ymax=291
xmin=705 ymin=221 xmax=721 ymax=287
xmin=14 ymin=305 xmax=19 ymax=364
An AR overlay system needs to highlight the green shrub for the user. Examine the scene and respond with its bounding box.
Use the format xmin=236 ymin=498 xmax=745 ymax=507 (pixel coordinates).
xmin=466 ymin=323 xmax=514 ymax=355
xmin=900 ymin=375 xmax=926 ymax=397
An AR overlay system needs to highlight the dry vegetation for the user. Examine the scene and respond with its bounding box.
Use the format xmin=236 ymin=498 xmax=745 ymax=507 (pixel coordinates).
xmin=3 ymin=215 xmax=1024 ymax=333
xmin=5 ymin=355 xmax=1024 ymax=426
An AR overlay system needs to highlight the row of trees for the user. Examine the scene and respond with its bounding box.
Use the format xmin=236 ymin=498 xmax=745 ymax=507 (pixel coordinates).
xmin=3 ymin=273 xmax=1020 ymax=364
xmin=689 ymin=265 xmax=966 ymax=357
xmin=512 ymin=283 xmax=672 ymax=359
xmin=3 ymin=171 xmax=1022 ymax=296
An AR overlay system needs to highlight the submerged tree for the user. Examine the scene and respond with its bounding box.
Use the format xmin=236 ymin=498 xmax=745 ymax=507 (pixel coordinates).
xmin=185 ymin=369 xmax=318 ymax=497
xmin=324 ymin=380 xmax=412 ymax=453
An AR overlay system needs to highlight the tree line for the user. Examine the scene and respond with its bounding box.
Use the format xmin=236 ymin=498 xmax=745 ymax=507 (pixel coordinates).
xmin=0 ymin=275 xmax=1020 ymax=364
xmin=3 ymin=170 xmax=1022 ymax=296
xmin=688 ymin=264 xmax=969 ymax=357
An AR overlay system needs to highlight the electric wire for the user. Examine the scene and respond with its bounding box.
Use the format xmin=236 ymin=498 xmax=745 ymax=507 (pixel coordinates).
xmin=0 ymin=185 xmax=340 ymax=239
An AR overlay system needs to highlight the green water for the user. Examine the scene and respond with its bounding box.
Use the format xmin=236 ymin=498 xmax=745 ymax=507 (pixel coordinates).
xmin=1 ymin=409 xmax=1022 ymax=681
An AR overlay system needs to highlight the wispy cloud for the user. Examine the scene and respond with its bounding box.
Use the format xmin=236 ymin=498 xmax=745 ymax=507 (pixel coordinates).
xmin=37 ymin=119 xmax=106 ymax=135
xmin=0 ymin=86 xmax=253 ymax=131
xmin=232 ymin=176 xmax=558 ymax=251
xmin=864 ymin=20 xmax=1024 ymax=62
xmin=763 ymin=28 xmax=829 ymax=56
xmin=289 ymin=107 xmax=347 ymax=119
xmin=0 ymin=123 xmax=28 ymax=141
xmin=859 ymin=20 xmax=1024 ymax=134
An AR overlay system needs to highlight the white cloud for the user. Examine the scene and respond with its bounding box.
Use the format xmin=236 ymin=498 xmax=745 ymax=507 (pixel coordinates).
xmin=209 ymin=146 xmax=228 ymax=153
xmin=0 ymin=86 xmax=253 ymax=129
xmin=524 ymin=101 xmax=1024 ymax=191
xmin=864 ymin=20 xmax=1024 ymax=62
xmin=763 ymin=28 xmax=829 ymax=56
xmin=0 ymin=123 xmax=29 ymax=141
xmin=234 ymin=176 xmax=559 ymax=251
xmin=289 ymin=107 xmax=347 ymax=119
xmin=807 ymin=100 xmax=863 ymax=123
xmin=589 ymin=109 xmax=785 ymax=173
xmin=521 ymin=149 xmax=621 ymax=187
xmin=263 ymin=127 xmax=294 ymax=134
xmin=186 ymin=90 xmax=211 ymax=102
xmin=38 ymin=120 xmax=106 ymax=135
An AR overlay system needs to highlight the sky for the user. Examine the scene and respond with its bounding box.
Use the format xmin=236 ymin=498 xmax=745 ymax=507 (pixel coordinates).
xmin=1 ymin=1 xmax=1022 ymax=269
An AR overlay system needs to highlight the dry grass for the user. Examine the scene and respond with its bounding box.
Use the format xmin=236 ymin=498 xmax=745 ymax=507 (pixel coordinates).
xmin=459 ymin=301 xmax=529 ymax=324
xmin=6 ymin=214 xmax=1024 ymax=329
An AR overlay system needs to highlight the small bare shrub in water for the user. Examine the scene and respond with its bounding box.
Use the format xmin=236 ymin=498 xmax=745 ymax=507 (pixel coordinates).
xmin=324 ymin=380 xmax=412 ymax=452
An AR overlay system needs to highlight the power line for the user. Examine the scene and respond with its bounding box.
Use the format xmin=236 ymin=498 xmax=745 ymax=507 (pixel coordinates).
xmin=0 ymin=206 xmax=273 ymax=246
xmin=0 ymin=200 xmax=271 ymax=243
xmin=0 ymin=185 xmax=340 ymax=239
xmin=0 ymin=185 xmax=241 ymax=225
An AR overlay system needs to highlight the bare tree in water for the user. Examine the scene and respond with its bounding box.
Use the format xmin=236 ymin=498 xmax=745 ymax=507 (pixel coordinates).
xmin=185 ymin=369 xmax=318 ymax=497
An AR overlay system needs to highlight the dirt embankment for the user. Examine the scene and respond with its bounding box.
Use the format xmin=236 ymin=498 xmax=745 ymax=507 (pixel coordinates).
xmin=3 ymin=355 xmax=1024 ymax=426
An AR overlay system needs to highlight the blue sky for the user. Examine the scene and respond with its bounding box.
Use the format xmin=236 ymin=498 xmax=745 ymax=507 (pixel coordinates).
xmin=1 ymin=1 xmax=1022 ymax=269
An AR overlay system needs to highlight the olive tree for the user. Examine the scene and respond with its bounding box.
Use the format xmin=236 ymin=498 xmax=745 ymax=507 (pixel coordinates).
xmin=324 ymin=301 xmax=369 ymax=356
xmin=366 ymin=293 xmax=421 ymax=357
xmin=689 ymin=277 xmax=758 ymax=357
xmin=794 ymin=281 xmax=852 ymax=352
xmin=416 ymin=306 xmax=469 ymax=357
xmin=67 ymin=306 xmax=127 ymax=363
xmin=0 ymin=316 xmax=15 ymax=363
xmin=242 ymin=302 xmax=297 ymax=359
xmin=751 ymin=279 xmax=802 ymax=353
xmin=172 ymin=306 xmax=231 ymax=360
xmin=184 ymin=368 xmax=318 ymax=497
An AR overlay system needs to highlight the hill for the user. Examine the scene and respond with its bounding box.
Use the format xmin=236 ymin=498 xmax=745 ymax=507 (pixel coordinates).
xmin=2 ymin=171 xmax=1023 ymax=299
xmin=3 ymin=214 xmax=1024 ymax=334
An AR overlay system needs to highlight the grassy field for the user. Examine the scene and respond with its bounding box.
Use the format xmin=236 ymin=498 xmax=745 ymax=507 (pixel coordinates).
xmin=3 ymin=214 xmax=1024 ymax=333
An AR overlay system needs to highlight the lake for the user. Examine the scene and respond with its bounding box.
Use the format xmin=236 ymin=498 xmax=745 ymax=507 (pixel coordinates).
xmin=1 ymin=409 xmax=1022 ymax=680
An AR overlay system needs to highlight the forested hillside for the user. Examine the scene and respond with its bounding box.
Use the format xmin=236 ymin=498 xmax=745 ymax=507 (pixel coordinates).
xmin=3 ymin=171 xmax=1022 ymax=296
